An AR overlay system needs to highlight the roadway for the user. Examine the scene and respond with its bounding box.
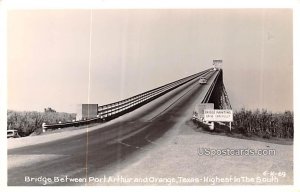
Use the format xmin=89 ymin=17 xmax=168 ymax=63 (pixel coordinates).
xmin=7 ymin=70 xmax=219 ymax=186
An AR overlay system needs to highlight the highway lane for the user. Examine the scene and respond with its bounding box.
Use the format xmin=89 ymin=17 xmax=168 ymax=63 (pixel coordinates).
xmin=8 ymin=70 xmax=218 ymax=186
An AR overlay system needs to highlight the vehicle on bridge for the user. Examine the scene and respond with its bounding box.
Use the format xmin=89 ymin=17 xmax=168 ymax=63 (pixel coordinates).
xmin=199 ymin=77 xmax=207 ymax=84
xmin=7 ymin=129 xmax=20 ymax=138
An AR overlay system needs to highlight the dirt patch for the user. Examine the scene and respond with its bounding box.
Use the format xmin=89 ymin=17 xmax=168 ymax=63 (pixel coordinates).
xmin=110 ymin=118 xmax=293 ymax=185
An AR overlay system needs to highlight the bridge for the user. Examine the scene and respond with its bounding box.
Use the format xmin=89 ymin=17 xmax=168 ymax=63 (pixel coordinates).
xmin=42 ymin=67 xmax=231 ymax=130
xmin=8 ymin=66 xmax=233 ymax=186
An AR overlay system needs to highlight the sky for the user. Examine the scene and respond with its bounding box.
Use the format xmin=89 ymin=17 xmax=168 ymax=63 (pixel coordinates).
xmin=7 ymin=9 xmax=293 ymax=113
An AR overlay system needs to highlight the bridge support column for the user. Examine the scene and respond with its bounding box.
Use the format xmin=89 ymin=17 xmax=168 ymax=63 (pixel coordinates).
xmin=208 ymin=70 xmax=232 ymax=110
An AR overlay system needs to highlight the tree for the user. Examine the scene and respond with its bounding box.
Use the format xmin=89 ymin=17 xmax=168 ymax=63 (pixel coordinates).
xmin=44 ymin=107 xmax=56 ymax=113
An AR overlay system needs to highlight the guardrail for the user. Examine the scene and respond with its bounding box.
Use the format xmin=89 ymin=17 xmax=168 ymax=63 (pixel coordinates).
xmin=43 ymin=68 xmax=214 ymax=131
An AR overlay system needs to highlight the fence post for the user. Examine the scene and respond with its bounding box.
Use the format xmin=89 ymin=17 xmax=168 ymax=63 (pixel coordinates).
xmin=209 ymin=122 xmax=214 ymax=131
xmin=42 ymin=122 xmax=46 ymax=133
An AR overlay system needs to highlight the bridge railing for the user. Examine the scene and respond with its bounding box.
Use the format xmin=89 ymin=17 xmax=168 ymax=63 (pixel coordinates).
xmin=98 ymin=69 xmax=214 ymax=119
xmin=43 ymin=68 xmax=214 ymax=131
xmin=202 ymin=69 xmax=221 ymax=103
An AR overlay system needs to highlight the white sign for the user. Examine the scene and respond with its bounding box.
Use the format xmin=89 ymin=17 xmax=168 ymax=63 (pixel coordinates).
xmin=204 ymin=109 xmax=233 ymax=122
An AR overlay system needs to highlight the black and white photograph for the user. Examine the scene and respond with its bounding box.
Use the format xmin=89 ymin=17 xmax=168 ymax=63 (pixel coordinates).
xmin=1 ymin=1 xmax=299 ymax=191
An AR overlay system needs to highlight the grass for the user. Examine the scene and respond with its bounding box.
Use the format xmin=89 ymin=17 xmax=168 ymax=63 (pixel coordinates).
xmin=189 ymin=108 xmax=294 ymax=145
xmin=7 ymin=110 xmax=76 ymax=137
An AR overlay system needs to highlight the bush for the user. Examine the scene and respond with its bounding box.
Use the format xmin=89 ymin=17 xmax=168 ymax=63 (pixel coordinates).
xmin=233 ymin=108 xmax=293 ymax=139
xmin=7 ymin=110 xmax=76 ymax=137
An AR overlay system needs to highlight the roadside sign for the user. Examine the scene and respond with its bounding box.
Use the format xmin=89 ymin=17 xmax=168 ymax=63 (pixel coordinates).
xmin=192 ymin=103 xmax=214 ymax=122
xmin=204 ymin=109 xmax=233 ymax=122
